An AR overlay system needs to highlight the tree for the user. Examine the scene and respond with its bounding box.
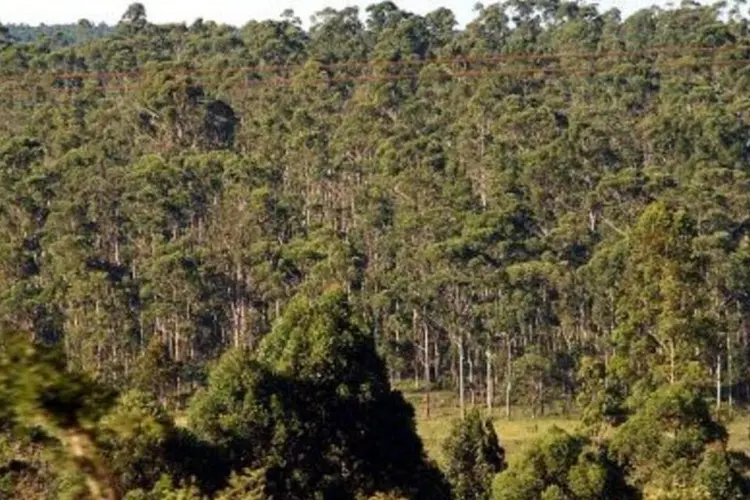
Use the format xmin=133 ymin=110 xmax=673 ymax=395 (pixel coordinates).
xmin=0 ymin=336 xmax=118 ymax=499
xmin=189 ymin=289 xmax=450 ymax=499
xmin=0 ymin=23 xmax=12 ymax=47
xmin=610 ymin=202 xmax=713 ymax=396
xmin=492 ymin=427 xmax=636 ymax=500
xmin=99 ymin=390 xmax=178 ymax=494
xmin=609 ymin=384 xmax=750 ymax=497
xmin=120 ymin=3 xmax=148 ymax=31
xmin=98 ymin=390 xmax=226 ymax=496
xmin=442 ymin=409 xmax=505 ymax=500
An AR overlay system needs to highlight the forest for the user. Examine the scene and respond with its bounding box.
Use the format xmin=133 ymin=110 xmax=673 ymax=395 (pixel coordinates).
xmin=3 ymin=0 xmax=750 ymax=498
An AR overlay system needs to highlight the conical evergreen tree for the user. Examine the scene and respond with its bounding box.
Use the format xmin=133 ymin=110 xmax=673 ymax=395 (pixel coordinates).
xmin=189 ymin=288 xmax=450 ymax=499
xmin=443 ymin=408 xmax=505 ymax=500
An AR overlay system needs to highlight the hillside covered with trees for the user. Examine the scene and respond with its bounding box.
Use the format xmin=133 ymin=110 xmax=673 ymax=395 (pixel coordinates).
xmin=3 ymin=0 xmax=750 ymax=498
xmin=2 ymin=21 xmax=113 ymax=46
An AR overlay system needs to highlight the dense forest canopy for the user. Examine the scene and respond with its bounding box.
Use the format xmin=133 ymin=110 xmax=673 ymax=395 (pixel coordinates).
xmin=4 ymin=0 xmax=750 ymax=497
xmin=3 ymin=22 xmax=114 ymax=46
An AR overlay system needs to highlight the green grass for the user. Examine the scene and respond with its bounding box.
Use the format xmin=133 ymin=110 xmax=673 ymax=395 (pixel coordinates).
xmin=403 ymin=389 xmax=579 ymax=466
xmin=404 ymin=388 xmax=750 ymax=466
xmin=417 ymin=411 xmax=579 ymax=466
xmin=727 ymin=416 xmax=750 ymax=455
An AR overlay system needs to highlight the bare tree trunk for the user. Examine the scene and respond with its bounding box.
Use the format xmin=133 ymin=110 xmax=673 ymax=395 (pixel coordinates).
xmin=505 ymin=345 xmax=512 ymax=420
xmin=728 ymin=330 xmax=734 ymax=408
xmin=468 ymin=348 xmax=475 ymax=407
xmin=716 ymin=354 xmax=722 ymax=411
xmin=486 ymin=348 xmax=493 ymax=414
xmin=531 ymin=378 xmax=543 ymax=418
xmin=413 ymin=308 xmax=420 ymax=389
xmin=394 ymin=328 xmax=402 ymax=384
xmin=433 ymin=340 xmax=441 ymax=389
xmin=424 ymin=322 xmax=430 ymax=389
xmin=458 ymin=335 xmax=465 ymax=418
xmin=424 ymin=322 xmax=431 ymax=419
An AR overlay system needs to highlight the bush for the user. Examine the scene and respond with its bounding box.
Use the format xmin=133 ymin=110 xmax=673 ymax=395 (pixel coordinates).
xmin=442 ymin=409 xmax=505 ymax=500
xmin=609 ymin=385 xmax=750 ymax=498
xmin=492 ymin=427 xmax=635 ymax=500
xmin=99 ymin=390 xmax=227 ymax=496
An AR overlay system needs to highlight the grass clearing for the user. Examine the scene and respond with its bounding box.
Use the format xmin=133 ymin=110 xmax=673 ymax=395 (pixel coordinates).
xmin=417 ymin=411 xmax=579 ymax=466
xmin=404 ymin=388 xmax=750 ymax=466
xmin=403 ymin=389 xmax=579 ymax=466
xmin=727 ymin=416 xmax=750 ymax=455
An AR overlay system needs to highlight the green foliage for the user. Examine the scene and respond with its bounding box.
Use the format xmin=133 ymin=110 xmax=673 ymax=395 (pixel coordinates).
xmin=609 ymin=385 xmax=750 ymax=497
xmin=4 ymin=22 xmax=113 ymax=46
xmin=611 ymin=202 xmax=713 ymax=394
xmin=0 ymin=335 xmax=114 ymax=434
xmin=99 ymin=390 xmax=175 ymax=493
xmin=0 ymin=339 xmax=222 ymax=498
xmin=4 ymin=1 xmax=750 ymax=497
xmin=0 ymin=429 xmax=59 ymax=498
xmin=97 ymin=390 xmax=226 ymax=495
xmin=123 ymin=475 xmax=205 ymax=500
xmin=4 ymin=0 xmax=750 ymax=419
xmin=186 ymin=349 xmax=268 ymax=468
xmin=492 ymin=427 xmax=636 ymax=500
xmin=189 ymin=289 xmax=450 ymax=499
xmin=694 ymin=448 xmax=750 ymax=500
xmin=213 ymin=468 xmax=267 ymax=500
xmin=442 ymin=409 xmax=505 ymax=500
xmin=575 ymin=357 xmax=626 ymax=431
xmin=0 ymin=336 xmax=118 ymax=498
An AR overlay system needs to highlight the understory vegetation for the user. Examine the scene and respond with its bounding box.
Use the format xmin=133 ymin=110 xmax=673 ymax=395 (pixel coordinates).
xmin=4 ymin=0 xmax=750 ymax=498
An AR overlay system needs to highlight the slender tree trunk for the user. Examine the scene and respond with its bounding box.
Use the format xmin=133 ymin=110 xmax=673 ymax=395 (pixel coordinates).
xmin=728 ymin=330 xmax=734 ymax=408
xmin=433 ymin=340 xmax=441 ymax=389
xmin=458 ymin=335 xmax=465 ymax=418
xmin=114 ymin=237 xmax=120 ymax=266
xmin=716 ymin=354 xmax=722 ymax=411
xmin=234 ymin=310 xmax=240 ymax=349
xmin=424 ymin=322 xmax=431 ymax=419
xmin=394 ymin=328 xmax=402 ymax=384
xmin=486 ymin=348 xmax=493 ymax=414
xmin=505 ymin=344 xmax=512 ymax=420
xmin=536 ymin=378 xmax=544 ymax=418
xmin=468 ymin=348 xmax=475 ymax=407
xmin=413 ymin=308 xmax=420 ymax=389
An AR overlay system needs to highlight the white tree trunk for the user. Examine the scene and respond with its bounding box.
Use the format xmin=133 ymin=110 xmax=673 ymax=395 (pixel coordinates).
xmin=468 ymin=349 xmax=475 ymax=407
xmin=424 ymin=323 xmax=431 ymax=419
xmin=486 ymin=348 xmax=493 ymax=414
xmin=458 ymin=336 xmax=465 ymax=418
xmin=716 ymin=354 xmax=722 ymax=411
xmin=728 ymin=331 xmax=734 ymax=408
xmin=505 ymin=344 xmax=512 ymax=420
